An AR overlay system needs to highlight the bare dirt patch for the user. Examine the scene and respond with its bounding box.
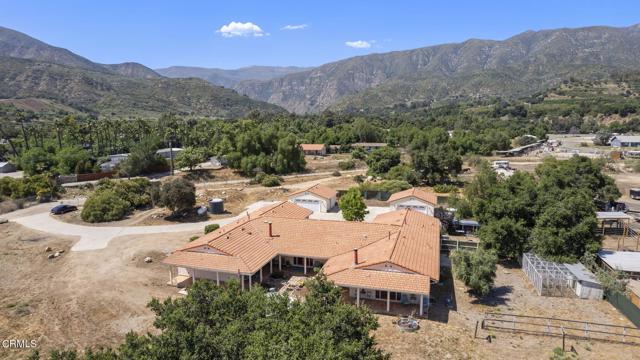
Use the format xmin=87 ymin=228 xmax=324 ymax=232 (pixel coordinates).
xmin=375 ymin=264 xmax=638 ymax=359
xmin=0 ymin=222 xmax=195 ymax=359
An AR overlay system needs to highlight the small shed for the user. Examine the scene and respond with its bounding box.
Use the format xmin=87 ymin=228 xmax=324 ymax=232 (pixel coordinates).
xmin=300 ymin=144 xmax=327 ymax=156
xmin=564 ymin=263 xmax=604 ymax=300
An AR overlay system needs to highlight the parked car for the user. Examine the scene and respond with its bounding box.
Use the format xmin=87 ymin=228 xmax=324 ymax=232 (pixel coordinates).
xmin=51 ymin=204 xmax=77 ymax=215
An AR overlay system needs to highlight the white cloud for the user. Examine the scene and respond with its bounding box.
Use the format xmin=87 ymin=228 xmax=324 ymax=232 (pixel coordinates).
xmin=345 ymin=40 xmax=372 ymax=49
xmin=217 ymin=21 xmax=267 ymax=38
xmin=281 ymin=24 xmax=308 ymax=31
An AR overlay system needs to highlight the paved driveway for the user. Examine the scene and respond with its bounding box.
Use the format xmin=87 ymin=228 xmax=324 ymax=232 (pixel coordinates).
xmin=7 ymin=200 xmax=277 ymax=252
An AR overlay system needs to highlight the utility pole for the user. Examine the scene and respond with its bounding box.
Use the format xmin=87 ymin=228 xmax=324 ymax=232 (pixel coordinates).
xmin=168 ymin=127 xmax=178 ymax=176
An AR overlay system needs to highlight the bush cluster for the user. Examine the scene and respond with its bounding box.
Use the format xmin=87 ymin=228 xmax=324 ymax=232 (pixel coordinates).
xmin=81 ymin=179 xmax=154 ymax=223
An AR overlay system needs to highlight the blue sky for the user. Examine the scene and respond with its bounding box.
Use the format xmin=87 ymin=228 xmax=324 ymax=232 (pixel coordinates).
xmin=1 ymin=0 xmax=639 ymax=69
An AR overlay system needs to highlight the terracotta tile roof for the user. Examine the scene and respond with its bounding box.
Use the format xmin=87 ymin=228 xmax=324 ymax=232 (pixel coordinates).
xmin=164 ymin=251 xmax=248 ymax=273
xmin=252 ymin=201 xmax=313 ymax=219
xmin=325 ymin=209 xmax=441 ymax=281
xmin=288 ymin=184 xmax=337 ymax=200
xmin=327 ymin=269 xmax=431 ymax=295
xmin=300 ymin=143 xmax=326 ymax=151
xmin=264 ymin=217 xmax=397 ymax=258
xmin=387 ymin=188 xmax=438 ymax=206
xmin=164 ymin=205 xmax=441 ymax=294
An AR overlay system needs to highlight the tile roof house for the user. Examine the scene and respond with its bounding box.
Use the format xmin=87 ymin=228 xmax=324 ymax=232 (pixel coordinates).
xmin=288 ymin=184 xmax=337 ymax=213
xmin=387 ymin=188 xmax=438 ymax=216
xmin=163 ymin=201 xmax=441 ymax=316
xmin=300 ymin=143 xmax=327 ymax=156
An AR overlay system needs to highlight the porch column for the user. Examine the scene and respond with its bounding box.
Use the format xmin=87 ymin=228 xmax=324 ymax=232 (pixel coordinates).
xmin=193 ymin=269 xmax=197 ymax=281
xmin=259 ymin=268 xmax=263 ymax=282
xmin=279 ymin=255 xmax=282 ymax=270
xmin=356 ymin=288 xmax=360 ymax=306
xmin=304 ymin=257 xmax=307 ymax=274
xmin=241 ymin=275 xmax=245 ymax=291
xmin=387 ymin=291 xmax=391 ymax=312
xmin=216 ymin=271 xmax=220 ymax=286
xmin=419 ymin=294 xmax=424 ymax=316
xmin=270 ymin=259 xmax=273 ymax=273
xmin=169 ymin=267 xmax=174 ymax=285
xmin=249 ymin=274 xmax=252 ymax=290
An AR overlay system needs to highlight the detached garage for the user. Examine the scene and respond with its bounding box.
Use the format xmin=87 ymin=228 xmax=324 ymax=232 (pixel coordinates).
xmin=288 ymin=184 xmax=337 ymax=213
xmin=387 ymin=188 xmax=437 ymax=216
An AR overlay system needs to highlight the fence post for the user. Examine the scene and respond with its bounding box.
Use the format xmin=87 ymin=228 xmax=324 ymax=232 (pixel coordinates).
xmin=474 ymin=321 xmax=479 ymax=338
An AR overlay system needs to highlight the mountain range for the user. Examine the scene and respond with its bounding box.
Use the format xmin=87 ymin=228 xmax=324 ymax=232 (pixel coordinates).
xmin=0 ymin=26 xmax=283 ymax=117
xmin=2 ymin=24 xmax=640 ymax=116
xmin=155 ymin=65 xmax=311 ymax=88
xmin=232 ymin=24 xmax=640 ymax=113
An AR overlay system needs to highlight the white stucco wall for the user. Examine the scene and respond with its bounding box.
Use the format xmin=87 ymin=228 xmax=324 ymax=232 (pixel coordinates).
xmin=390 ymin=197 xmax=434 ymax=215
xmin=289 ymin=192 xmax=334 ymax=212
xmin=348 ymin=287 xmax=420 ymax=304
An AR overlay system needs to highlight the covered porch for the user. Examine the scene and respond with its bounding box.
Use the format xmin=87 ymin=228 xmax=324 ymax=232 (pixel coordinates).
xmin=343 ymin=286 xmax=429 ymax=317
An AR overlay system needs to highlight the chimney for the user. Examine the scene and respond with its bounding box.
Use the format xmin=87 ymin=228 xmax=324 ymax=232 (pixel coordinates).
xmin=353 ymin=248 xmax=359 ymax=265
xmin=264 ymin=220 xmax=273 ymax=237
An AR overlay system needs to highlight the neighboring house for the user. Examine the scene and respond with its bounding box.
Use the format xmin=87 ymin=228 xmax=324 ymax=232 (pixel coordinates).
xmin=300 ymin=144 xmax=327 ymax=156
xmin=163 ymin=202 xmax=441 ymax=316
xmin=288 ymin=184 xmax=337 ymax=213
xmin=0 ymin=161 xmax=17 ymax=173
xmin=156 ymin=147 xmax=184 ymax=159
xmin=610 ymin=135 xmax=640 ymax=148
xmin=351 ymin=142 xmax=387 ymax=153
xmin=387 ymin=188 xmax=437 ymax=216
xmin=99 ymin=153 xmax=129 ymax=172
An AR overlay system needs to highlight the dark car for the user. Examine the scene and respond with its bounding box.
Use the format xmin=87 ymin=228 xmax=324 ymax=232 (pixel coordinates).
xmin=51 ymin=204 xmax=77 ymax=215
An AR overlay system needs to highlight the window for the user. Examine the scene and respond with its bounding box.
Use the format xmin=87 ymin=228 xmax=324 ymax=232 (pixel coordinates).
xmin=293 ymin=257 xmax=305 ymax=266
xmin=375 ymin=290 xmax=401 ymax=301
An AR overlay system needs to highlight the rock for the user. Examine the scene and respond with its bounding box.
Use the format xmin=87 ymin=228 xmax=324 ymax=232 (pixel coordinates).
xmin=57 ymin=249 xmax=65 ymax=254
xmin=47 ymin=254 xmax=55 ymax=259
xmin=144 ymin=256 xmax=153 ymax=263
xmin=44 ymin=246 xmax=52 ymax=252
xmin=54 ymin=251 xmax=61 ymax=258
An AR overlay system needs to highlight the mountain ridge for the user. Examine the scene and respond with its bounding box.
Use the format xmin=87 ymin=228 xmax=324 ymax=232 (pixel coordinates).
xmin=155 ymin=65 xmax=312 ymax=88
xmin=232 ymin=24 xmax=640 ymax=113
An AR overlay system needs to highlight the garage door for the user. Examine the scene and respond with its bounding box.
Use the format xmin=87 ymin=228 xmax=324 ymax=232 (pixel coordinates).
xmin=397 ymin=204 xmax=426 ymax=213
xmin=294 ymin=199 xmax=322 ymax=212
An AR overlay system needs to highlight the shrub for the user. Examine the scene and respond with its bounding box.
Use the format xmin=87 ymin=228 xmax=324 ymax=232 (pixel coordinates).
xmin=450 ymin=248 xmax=498 ymax=297
xmin=385 ymin=164 xmax=420 ymax=185
xmin=189 ymin=236 xmax=199 ymax=242
xmin=338 ymin=160 xmax=355 ymax=170
xmin=160 ymin=178 xmax=196 ymax=215
xmin=81 ymin=189 xmax=132 ymax=223
xmin=339 ymin=187 xmax=367 ymax=221
xmin=359 ymin=180 xmax=411 ymax=194
xmin=433 ymin=184 xmax=458 ymax=193
xmin=350 ymin=147 xmax=366 ymax=160
xmin=204 ymin=224 xmax=220 ymax=234
xmin=332 ymin=170 xmax=341 ymax=177
xmin=261 ymin=174 xmax=282 ymax=187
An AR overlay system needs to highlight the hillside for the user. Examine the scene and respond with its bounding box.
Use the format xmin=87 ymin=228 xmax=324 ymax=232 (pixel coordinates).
xmin=0 ymin=57 xmax=284 ymax=117
xmin=0 ymin=26 xmax=160 ymax=79
xmin=234 ymin=24 xmax=640 ymax=113
xmin=155 ymin=65 xmax=311 ymax=87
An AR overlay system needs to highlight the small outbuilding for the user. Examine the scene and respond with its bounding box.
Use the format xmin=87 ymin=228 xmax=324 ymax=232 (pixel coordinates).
xmin=300 ymin=144 xmax=327 ymax=156
xmin=598 ymin=250 xmax=640 ymax=280
xmin=564 ymin=262 xmax=604 ymax=300
xmin=0 ymin=161 xmax=17 ymax=173
xmin=387 ymin=188 xmax=437 ymax=216
xmin=288 ymin=184 xmax=337 ymax=213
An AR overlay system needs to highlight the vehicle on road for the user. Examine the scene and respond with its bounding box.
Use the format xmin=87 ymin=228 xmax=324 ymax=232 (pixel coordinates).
xmin=51 ymin=204 xmax=78 ymax=215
